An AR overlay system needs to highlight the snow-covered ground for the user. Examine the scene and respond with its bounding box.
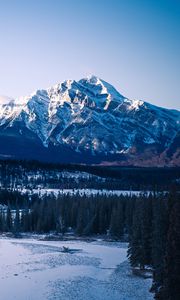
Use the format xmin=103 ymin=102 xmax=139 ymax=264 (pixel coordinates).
xmin=0 ymin=237 xmax=153 ymax=300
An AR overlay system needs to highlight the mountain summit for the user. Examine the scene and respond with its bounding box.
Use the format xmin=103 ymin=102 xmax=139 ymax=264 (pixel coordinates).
xmin=0 ymin=76 xmax=179 ymax=166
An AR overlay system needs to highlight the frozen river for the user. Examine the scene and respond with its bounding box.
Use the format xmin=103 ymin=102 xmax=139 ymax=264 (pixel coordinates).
xmin=0 ymin=237 xmax=153 ymax=300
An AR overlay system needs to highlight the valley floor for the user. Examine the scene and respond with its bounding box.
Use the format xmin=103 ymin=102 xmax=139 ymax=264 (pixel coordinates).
xmin=0 ymin=237 xmax=153 ymax=300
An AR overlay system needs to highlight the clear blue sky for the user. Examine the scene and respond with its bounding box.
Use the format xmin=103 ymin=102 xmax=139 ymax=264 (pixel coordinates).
xmin=0 ymin=0 xmax=179 ymax=109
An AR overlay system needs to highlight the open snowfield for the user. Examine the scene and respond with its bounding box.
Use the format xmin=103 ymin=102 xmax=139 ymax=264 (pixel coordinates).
xmin=0 ymin=237 xmax=153 ymax=300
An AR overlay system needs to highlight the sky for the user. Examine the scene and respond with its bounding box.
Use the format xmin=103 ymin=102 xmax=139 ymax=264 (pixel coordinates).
xmin=0 ymin=0 xmax=179 ymax=109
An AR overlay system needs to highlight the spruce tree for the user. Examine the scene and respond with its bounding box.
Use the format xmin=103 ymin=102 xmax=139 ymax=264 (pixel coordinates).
xmin=151 ymin=195 xmax=169 ymax=294
xmin=6 ymin=207 xmax=12 ymax=231
xmin=157 ymin=199 xmax=180 ymax=300
xmin=109 ymin=200 xmax=124 ymax=238
xmin=14 ymin=207 xmax=20 ymax=234
xmin=128 ymin=199 xmax=145 ymax=269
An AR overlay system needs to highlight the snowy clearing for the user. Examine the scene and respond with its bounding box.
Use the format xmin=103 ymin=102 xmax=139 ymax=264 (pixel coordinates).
xmin=0 ymin=237 xmax=153 ymax=300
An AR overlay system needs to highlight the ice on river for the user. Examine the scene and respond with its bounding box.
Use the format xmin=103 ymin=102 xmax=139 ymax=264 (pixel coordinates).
xmin=0 ymin=237 xmax=153 ymax=300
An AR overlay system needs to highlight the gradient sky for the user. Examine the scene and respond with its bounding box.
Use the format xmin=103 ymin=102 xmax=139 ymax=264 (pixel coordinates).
xmin=0 ymin=0 xmax=179 ymax=109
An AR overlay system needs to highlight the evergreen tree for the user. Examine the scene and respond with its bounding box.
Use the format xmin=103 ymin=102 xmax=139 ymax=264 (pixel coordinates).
xmin=128 ymin=199 xmax=145 ymax=269
xmin=109 ymin=200 xmax=124 ymax=238
xmin=0 ymin=209 xmax=3 ymax=232
xmin=21 ymin=208 xmax=30 ymax=232
xmin=14 ymin=207 xmax=20 ymax=233
xmin=6 ymin=207 xmax=12 ymax=231
xmin=156 ymin=199 xmax=180 ymax=300
xmin=151 ymin=195 xmax=169 ymax=293
xmin=141 ymin=195 xmax=153 ymax=266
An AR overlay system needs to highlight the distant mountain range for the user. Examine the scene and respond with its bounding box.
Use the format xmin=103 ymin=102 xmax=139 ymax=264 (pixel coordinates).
xmin=0 ymin=75 xmax=179 ymax=166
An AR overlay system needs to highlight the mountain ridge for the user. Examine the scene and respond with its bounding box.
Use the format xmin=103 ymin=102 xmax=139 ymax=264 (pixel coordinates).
xmin=0 ymin=75 xmax=179 ymax=166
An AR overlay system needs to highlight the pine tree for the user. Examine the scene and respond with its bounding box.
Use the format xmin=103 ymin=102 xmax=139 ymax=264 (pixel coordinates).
xmin=156 ymin=199 xmax=180 ymax=300
xmin=14 ymin=207 xmax=20 ymax=233
xmin=6 ymin=206 xmax=12 ymax=231
xmin=0 ymin=209 xmax=3 ymax=232
xmin=109 ymin=200 xmax=124 ymax=238
xmin=141 ymin=195 xmax=153 ymax=266
xmin=21 ymin=208 xmax=31 ymax=232
xmin=128 ymin=199 xmax=145 ymax=269
xmin=151 ymin=195 xmax=169 ymax=294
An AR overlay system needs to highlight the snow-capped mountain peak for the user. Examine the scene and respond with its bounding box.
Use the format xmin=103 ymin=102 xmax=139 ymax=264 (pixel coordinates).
xmin=79 ymin=75 xmax=125 ymax=100
xmin=0 ymin=76 xmax=179 ymax=166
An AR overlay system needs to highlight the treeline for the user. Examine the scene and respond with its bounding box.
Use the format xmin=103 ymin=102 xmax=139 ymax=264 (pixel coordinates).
xmin=0 ymin=192 xmax=130 ymax=237
xmin=0 ymin=159 xmax=179 ymax=190
xmin=0 ymin=190 xmax=156 ymax=238
xmin=128 ymin=190 xmax=180 ymax=300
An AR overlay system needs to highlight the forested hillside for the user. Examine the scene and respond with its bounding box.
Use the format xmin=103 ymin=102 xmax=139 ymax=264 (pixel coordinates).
xmin=0 ymin=160 xmax=179 ymax=190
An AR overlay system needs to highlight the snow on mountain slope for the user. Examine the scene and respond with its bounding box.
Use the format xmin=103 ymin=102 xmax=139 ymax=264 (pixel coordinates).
xmin=0 ymin=76 xmax=179 ymax=166
xmin=0 ymin=95 xmax=13 ymax=104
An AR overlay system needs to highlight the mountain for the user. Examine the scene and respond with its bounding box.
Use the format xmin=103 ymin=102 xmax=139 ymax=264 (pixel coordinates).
xmin=0 ymin=75 xmax=179 ymax=166
xmin=0 ymin=95 xmax=14 ymax=105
